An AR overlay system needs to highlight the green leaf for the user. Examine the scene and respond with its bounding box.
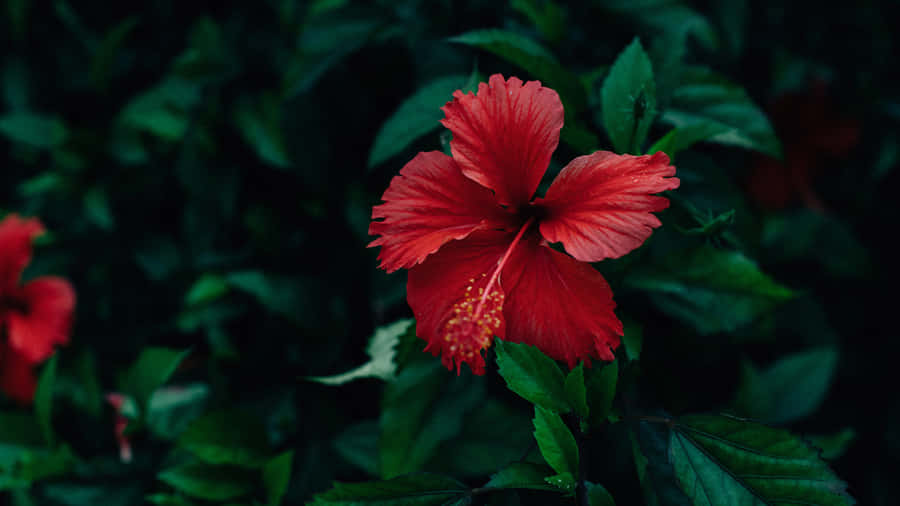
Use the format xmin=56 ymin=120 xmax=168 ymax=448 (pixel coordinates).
xmin=122 ymin=347 xmax=190 ymax=410
xmin=670 ymin=414 xmax=855 ymax=506
xmin=234 ymin=92 xmax=292 ymax=169
xmin=495 ymin=340 xmax=570 ymax=413
xmin=622 ymin=320 xmax=643 ymax=361
xmin=0 ymin=412 xmax=44 ymax=470
xmin=90 ymin=17 xmax=138 ymax=90
xmin=225 ymin=270 xmax=306 ymax=323
xmin=586 ymin=361 xmax=617 ymax=427
xmin=630 ymin=419 xmax=692 ymax=506
xmin=83 ymin=187 xmax=115 ymax=230
xmin=262 ymin=451 xmax=294 ymax=505
xmin=626 ymin=245 xmax=794 ymax=334
xmin=544 ymin=472 xmax=576 ymax=492
xmin=808 ymin=428 xmax=856 ymax=461
xmin=564 ymin=364 xmax=588 ymax=419
xmin=178 ymin=409 xmax=271 ymax=468
xmin=368 ymin=75 xmax=466 ymax=169
xmin=661 ymin=66 xmax=781 ymax=157
xmin=146 ymin=383 xmax=210 ymax=440
xmin=533 ymin=406 xmax=578 ymax=477
xmin=379 ymin=361 xmax=483 ymax=478
xmin=334 ymin=420 xmax=379 ymax=476
xmin=157 ymin=463 xmax=255 ymax=502
xmin=734 ymin=347 xmax=838 ymax=424
xmin=145 ymin=493 xmax=196 ymax=506
xmin=484 ymin=462 xmax=557 ymax=491
xmin=448 ymin=29 xmax=593 ymax=150
xmin=309 ymin=319 xmax=413 ymax=385
xmin=647 ymin=123 xmax=730 ymax=159
xmin=184 ymin=274 xmax=230 ymax=306
xmin=309 ymin=474 xmax=468 ymax=506
xmin=510 ymin=0 xmax=566 ymax=44
xmin=601 ymin=38 xmax=656 ymax=154
xmin=587 ymin=482 xmax=616 ymax=506
xmin=0 ymin=113 xmax=68 ymax=148
xmin=34 ymin=355 xmax=58 ymax=446
xmin=118 ymin=78 xmax=200 ymax=141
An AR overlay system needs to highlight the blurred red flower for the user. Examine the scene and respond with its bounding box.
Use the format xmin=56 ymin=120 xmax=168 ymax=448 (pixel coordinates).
xmin=747 ymin=80 xmax=860 ymax=210
xmin=369 ymin=74 xmax=679 ymax=374
xmin=0 ymin=214 xmax=75 ymax=403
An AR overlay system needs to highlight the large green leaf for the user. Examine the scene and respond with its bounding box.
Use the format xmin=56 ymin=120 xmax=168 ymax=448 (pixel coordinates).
xmin=368 ymin=75 xmax=466 ymax=169
xmin=0 ymin=112 xmax=68 ymax=148
xmin=734 ymin=347 xmax=838 ymax=424
xmin=670 ymin=414 xmax=855 ymax=505
xmin=309 ymin=319 xmax=413 ymax=385
xmin=309 ymin=474 xmax=468 ymax=506
xmin=178 ymin=409 xmax=271 ymax=468
xmin=533 ymin=406 xmax=578 ymax=478
xmin=661 ymin=66 xmax=781 ymax=157
xmin=379 ymin=361 xmax=483 ymax=478
xmin=121 ymin=348 xmax=190 ymax=411
xmin=484 ymin=462 xmax=557 ymax=492
xmin=586 ymin=360 xmax=617 ymax=427
xmin=626 ymin=246 xmax=794 ymax=334
xmin=495 ymin=340 xmax=570 ymax=413
xmin=601 ymin=38 xmax=656 ymax=154
xmin=157 ymin=463 xmax=255 ymax=502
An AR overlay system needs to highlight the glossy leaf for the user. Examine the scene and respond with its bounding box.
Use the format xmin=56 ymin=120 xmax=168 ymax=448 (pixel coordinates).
xmin=670 ymin=414 xmax=855 ymax=505
xmin=661 ymin=66 xmax=781 ymax=157
xmin=533 ymin=406 xmax=578 ymax=477
xmin=734 ymin=347 xmax=838 ymax=424
xmin=627 ymin=245 xmax=794 ymax=334
xmin=495 ymin=340 xmax=570 ymax=413
xmin=484 ymin=462 xmax=557 ymax=491
xmin=178 ymin=409 xmax=271 ymax=468
xmin=368 ymin=75 xmax=466 ymax=169
xmin=601 ymin=38 xmax=656 ymax=154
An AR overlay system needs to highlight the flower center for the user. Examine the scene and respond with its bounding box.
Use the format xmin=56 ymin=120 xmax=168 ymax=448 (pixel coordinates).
xmin=439 ymin=217 xmax=535 ymax=373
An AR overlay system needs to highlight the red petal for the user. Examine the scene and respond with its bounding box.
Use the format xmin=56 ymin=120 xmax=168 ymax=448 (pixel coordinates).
xmin=407 ymin=231 xmax=513 ymax=375
xmin=537 ymin=151 xmax=679 ymax=262
xmin=440 ymin=74 xmax=564 ymax=207
xmin=6 ymin=277 xmax=75 ymax=363
xmin=0 ymin=342 xmax=37 ymax=404
xmin=501 ymin=239 xmax=622 ymax=368
xmin=0 ymin=214 xmax=45 ymax=291
xmin=369 ymin=151 xmax=509 ymax=273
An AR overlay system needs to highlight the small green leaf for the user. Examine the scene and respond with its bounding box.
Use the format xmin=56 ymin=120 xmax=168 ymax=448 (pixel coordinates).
xmin=661 ymin=66 xmax=781 ymax=157
xmin=484 ymin=462 xmax=557 ymax=491
xmin=309 ymin=473 xmax=468 ymax=506
xmin=234 ymin=93 xmax=291 ymax=169
xmin=734 ymin=347 xmax=838 ymax=424
xmin=184 ymin=274 xmax=230 ymax=306
xmin=0 ymin=113 xmax=68 ymax=149
xmin=648 ymin=122 xmax=730 ymax=159
xmin=586 ymin=482 xmax=616 ymax=506
xmin=146 ymin=383 xmax=210 ymax=440
xmin=495 ymin=340 xmax=570 ymax=413
xmin=379 ymin=361 xmax=483 ymax=478
xmin=122 ymin=348 xmax=190 ymax=410
xmin=178 ymin=409 xmax=271 ymax=468
xmin=309 ymin=319 xmax=413 ymax=385
xmin=368 ymin=75 xmax=466 ymax=169
xmin=262 ymin=451 xmax=294 ymax=505
xmin=564 ymin=364 xmax=588 ymax=418
xmin=622 ymin=320 xmax=643 ymax=361
xmin=627 ymin=245 xmax=794 ymax=334
xmin=601 ymin=38 xmax=656 ymax=154
xmin=670 ymin=414 xmax=854 ymax=505
xmin=157 ymin=463 xmax=255 ymax=502
xmin=83 ymin=187 xmax=115 ymax=230
xmin=533 ymin=406 xmax=578 ymax=477
xmin=34 ymin=355 xmax=58 ymax=446
xmin=586 ymin=361 xmax=617 ymax=427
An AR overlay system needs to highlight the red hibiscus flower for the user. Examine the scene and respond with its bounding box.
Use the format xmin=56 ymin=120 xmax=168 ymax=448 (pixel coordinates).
xmin=368 ymin=75 xmax=679 ymax=374
xmin=0 ymin=214 xmax=76 ymax=403
xmin=747 ymin=79 xmax=860 ymax=211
